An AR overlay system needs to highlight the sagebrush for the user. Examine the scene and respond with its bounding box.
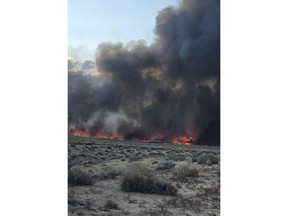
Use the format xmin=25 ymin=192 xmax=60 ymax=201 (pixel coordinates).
xmin=174 ymin=159 xmax=199 ymax=178
xmin=197 ymin=153 xmax=218 ymax=165
xmin=121 ymin=163 xmax=177 ymax=196
xmin=68 ymin=166 xmax=92 ymax=186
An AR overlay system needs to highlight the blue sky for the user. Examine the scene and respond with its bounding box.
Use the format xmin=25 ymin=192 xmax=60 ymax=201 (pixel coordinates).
xmin=68 ymin=0 xmax=179 ymax=60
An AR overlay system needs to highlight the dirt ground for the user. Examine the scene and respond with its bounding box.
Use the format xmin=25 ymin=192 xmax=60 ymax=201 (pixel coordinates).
xmin=68 ymin=136 xmax=220 ymax=216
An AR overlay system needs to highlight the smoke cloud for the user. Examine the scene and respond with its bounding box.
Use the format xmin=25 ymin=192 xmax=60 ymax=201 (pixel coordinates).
xmin=68 ymin=0 xmax=220 ymax=145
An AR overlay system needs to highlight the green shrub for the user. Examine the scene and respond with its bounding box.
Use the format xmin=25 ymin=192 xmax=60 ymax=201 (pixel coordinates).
xmin=121 ymin=163 xmax=177 ymax=196
xmin=68 ymin=167 xmax=92 ymax=186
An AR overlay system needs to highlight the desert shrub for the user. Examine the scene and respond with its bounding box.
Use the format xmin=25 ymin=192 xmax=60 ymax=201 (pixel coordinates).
xmin=175 ymin=161 xmax=199 ymax=178
xmin=152 ymin=161 xmax=158 ymax=165
xmin=167 ymin=153 xmax=186 ymax=161
xmin=103 ymin=169 xmax=122 ymax=179
xmin=197 ymin=153 xmax=218 ymax=165
xmin=192 ymin=157 xmax=198 ymax=163
xmin=98 ymin=199 xmax=120 ymax=211
xmin=129 ymin=155 xmax=141 ymax=162
xmin=155 ymin=160 xmax=176 ymax=171
xmin=121 ymin=163 xmax=177 ymax=196
xmin=211 ymin=154 xmax=219 ymax=164
xmin=203 ymin=186 xmax=220 ymax=196
xmin=100 ymin=165 xmax=123 ymax=180
xmin=104 ymin=200 xmax=119 ymax=210
xmin=68 ymin=167 xmax=92 ymax=186
xmin=93 ymin=163 xmax=125 ymax=180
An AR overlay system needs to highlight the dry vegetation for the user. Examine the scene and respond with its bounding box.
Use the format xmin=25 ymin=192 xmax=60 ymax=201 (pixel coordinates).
xmin=68 ymin=167 xmax=93 ymax=186
xmin=68 ymin=136 xmax=220 ymax=216
xmin=174 ymin=160 xmax=199 ymax=178
xmin=121 ymin=163 xmax=177 ymax=196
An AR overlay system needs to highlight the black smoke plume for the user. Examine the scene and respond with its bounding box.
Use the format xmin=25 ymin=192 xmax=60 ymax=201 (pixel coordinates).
xmin=68 ymin=0 xmax=220 ymax=145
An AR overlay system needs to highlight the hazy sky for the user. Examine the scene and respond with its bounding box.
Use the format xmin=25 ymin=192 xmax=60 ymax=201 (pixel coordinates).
xmin=68 ymin=0 xmax=179 ymax=60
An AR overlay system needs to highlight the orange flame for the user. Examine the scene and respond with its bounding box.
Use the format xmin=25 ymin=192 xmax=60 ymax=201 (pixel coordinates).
xmin=171 ymin=135 xmax=195 ymax=145
xmin=69 ymin=131 xmax=196 ymax=145
xmin=69 ymin=131 xmax=124 ymax=140
xmin=70 ymin=131 xmax=90 ymax=137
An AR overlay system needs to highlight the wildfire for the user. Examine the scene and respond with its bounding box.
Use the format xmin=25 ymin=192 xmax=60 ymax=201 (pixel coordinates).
xmin=171 ymin=135 xmax=195 ymax=145
xmin=69 ymin=131 xmax=196 ymax=145
xmin=69 ymin=131 xmax=124 ymax=140
xmin=70 ymin=131 xmax=90 ymax=137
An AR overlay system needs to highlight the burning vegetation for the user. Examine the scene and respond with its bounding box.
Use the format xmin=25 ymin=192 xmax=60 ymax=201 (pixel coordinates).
xmin=68 ymin=0 xmax=220 ymax=146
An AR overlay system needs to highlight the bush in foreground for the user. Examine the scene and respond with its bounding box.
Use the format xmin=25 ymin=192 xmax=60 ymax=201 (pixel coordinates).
xmin=68 ymin=167 xmax=92 ymax=186
xmin=121 ymin=163 xmax=177 ymax=196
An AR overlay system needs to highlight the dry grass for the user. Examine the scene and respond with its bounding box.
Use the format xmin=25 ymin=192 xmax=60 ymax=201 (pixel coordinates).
xmin=68 ymin=137 xmax=220 ymax=216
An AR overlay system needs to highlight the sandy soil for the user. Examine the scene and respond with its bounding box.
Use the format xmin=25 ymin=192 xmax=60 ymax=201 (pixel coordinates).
xmin=68 ymin=136 xmax=220 ymax=216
